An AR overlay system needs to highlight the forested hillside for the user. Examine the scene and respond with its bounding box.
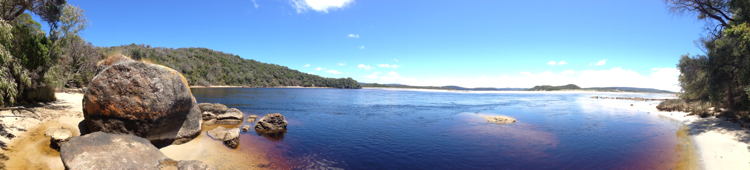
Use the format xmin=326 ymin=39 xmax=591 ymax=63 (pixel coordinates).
xmin=100 ymin=44 xmax=361 ymax=89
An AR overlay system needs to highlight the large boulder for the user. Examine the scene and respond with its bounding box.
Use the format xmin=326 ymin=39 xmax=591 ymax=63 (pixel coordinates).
xmin=83 ymin=60 xmax=202 ymax=147
xmin=44 ymin=127 xmax=72 ymax=151
xmin=61 ymin=132 xmax=169 ymax=169
xmin=254 ymin=113 xmax=288 ymax=134
xmin=198 ymin=103 xmax=244 ymax=125
xmin=61 ymin=132 xmax=213 ymax=170
xmin=206 ymin=126 xmax=240 ymax=149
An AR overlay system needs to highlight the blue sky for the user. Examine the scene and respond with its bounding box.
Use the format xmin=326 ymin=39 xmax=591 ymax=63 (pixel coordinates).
xmin=64 ymin=0 xmax=704 ymax=91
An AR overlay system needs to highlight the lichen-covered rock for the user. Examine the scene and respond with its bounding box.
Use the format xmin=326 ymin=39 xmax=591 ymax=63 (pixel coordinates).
xmin=95 ymin=54 xmax=134 ymax=75
xmin=254 ymin=113 xmax=288 ymax=134
xmin=44 ymin=127 xmax=72 ymax=151
xmin=83 ymin=61 xmax=201 ymax=147
xmin=61 ymin=132 xmax=169 ymax=169
xmin=481 ymin=115 xmax=516 ymax=124
xmin=206 ymin=127 xmax=240 ymax=149
xmin=246 ymin=115 xmax=258 ymax=123
xmin=198 ymin=103 xmax=228 ymax=114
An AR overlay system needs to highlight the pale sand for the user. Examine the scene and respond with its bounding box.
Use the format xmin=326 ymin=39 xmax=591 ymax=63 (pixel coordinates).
xmin=609 ymin=100 xmax=750 ymax=170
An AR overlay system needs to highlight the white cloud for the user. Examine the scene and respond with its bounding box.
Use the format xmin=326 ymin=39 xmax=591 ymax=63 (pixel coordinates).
xmin=520 ymin=71 xmax=532 ymax=76
xmin=561 ymin=70 xmax=575 ymax=75
xmin=377 ymin=64 xmax=390 ymax=68
xmin=547 ymin=61 xmax=556 ymax=65
xmin=304 ymin=64 xmax=310 ymax=67
xmin=315 ymin=67 xmax=325 ymax=71
xmin=291 ymin=0 xmax=353 ymax=13
xmin=589 ymin=63 xmax=593 ymax=66
xmin=394 ymin=58 xmax=399 ymax=62
xmin=357 ymin=64 xmax=372 ymax=70
xmin=348 ymin=34 xmax=359 ymax=38
xmin=391 ymin=65 xmax=400 ymax=69
xmin=308 ymin=72 xmax=314 ymax=74
xmin=346 ymin=72 xmax=349 ymax=74
xmin=326 ymin=70 xmax=342 ymax=74
xmin=338 ymin=63 xmax=346 ymax=66
xmin=594 ymin=60 xmax=606 ymax=66
xmin=364 ymin=72 xmax=381 ymax=79
xmin=359 ymin=46 xmax=364 ymax=49
xmin=557 ymin=61 xmax=568 ymax=65
xmin=252 ymin=0 xmax=259 ymax=8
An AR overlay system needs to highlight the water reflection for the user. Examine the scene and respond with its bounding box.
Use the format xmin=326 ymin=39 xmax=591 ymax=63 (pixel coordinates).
xmin=256 ymin=131 xmax=286 ymax=141
xmin=190 ymin=88 xmax=699 ymax=169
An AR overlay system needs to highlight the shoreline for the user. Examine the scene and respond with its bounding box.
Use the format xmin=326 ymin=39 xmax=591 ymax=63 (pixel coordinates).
xmin=1 ymin=92 xmax=747 ymax=169
xmin=364 ymin=87 xmax=677 ymax=94
xmin=614 ymin=101 xmax=750 ymax=169
xmin=189 ymin=85 xmax=334 ymax=89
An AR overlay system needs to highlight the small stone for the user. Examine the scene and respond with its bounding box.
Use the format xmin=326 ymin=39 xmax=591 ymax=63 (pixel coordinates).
xmin=45 ymin=127 xmax=72 ymax=151
xmin=246 ymin=115 xmax=258 ymax=123
xmin=242 ymin=125 xmax=251 ymax=132
xmin=206 ymin=127 xmax=240 ymax=149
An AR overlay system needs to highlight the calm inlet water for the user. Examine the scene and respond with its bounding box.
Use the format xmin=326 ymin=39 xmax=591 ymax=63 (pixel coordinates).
xmin=191 ymin=88 xmax=698 ymax=169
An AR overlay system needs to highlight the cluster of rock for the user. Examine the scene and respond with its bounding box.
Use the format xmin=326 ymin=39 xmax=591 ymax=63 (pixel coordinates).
xmin=52 ymin=55 xmax=212 ymax=169
xmin=44 ymin=55 xmax=293 ymax=169
xmin=590 ymin=96 xmax=669 ymax=101
xmin=198 ymin=103 xmax=245 ymax=125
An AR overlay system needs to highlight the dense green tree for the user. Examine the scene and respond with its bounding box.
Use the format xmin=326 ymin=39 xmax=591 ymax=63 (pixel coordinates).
xmin=100 ymin=44 xmax=361 ymax=89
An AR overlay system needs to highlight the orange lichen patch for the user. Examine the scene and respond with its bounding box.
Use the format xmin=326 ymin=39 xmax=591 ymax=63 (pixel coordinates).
xmin=97 ymin=54 xmax=132 ymax=67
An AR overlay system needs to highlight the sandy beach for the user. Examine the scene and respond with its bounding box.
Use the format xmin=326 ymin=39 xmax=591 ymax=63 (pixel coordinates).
xmin=604 ymin=100 xmax=750 ymax=169
xmin=1 ymin=91 xmax=749 ymax=169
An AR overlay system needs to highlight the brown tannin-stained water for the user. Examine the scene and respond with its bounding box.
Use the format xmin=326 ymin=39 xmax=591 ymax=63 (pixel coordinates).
xmin=188 ymin=88 xmax=700 ymax=169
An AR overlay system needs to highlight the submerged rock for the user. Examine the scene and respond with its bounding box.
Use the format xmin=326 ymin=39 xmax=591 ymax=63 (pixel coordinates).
xmin=61 ymin=132 xmax=168 ymax=169
xmin=158 ymin=158 xmax=214 ymax=170
xmin=254 ymin=113 xmax=288 ymax=134
xmin=83 ymin=61 xmax=201 ymax=147
xmin=44 ymin=127 xmax=72 ymax=151
xmin=206 ymin=127 xmax=240 ymax=148
xmin=482 ymin=115 xmax=516 ymax=124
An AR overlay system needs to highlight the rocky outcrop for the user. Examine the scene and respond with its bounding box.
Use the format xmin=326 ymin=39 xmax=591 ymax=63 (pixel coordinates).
xmin=83 ymin=60 xmax=201 ymax=147
xmin=206 ymin=126 xmax=240 ymax=149
xmin=198 ymin=103 xmax=244 ymax=125
xmin=246 ymin=115 xmax=258 ymax=123
xmin=61 ymin=132 xmax=212 ymax=170
xmin=482 ymin=115 xmax=516 ymax=124
xmin=254 ymin=113 xmax=287 ymax=134
xmin=44 ymin=127 xmax=72 ymax=151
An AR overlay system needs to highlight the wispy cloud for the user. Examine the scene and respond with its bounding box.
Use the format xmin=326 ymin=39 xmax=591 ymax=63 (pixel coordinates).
xmin=557 ymin=61 xmax=568 ymax=65
xmin=326 ymin=70 xmax=342 ymax=74
xmin=291 ymin=0 xmax=353 ymax=13
xmin=594 ymin=60 xmax=606 ymax=66
xmin=377 ymin=64 xmax=390 ymax=68
xmin=391 ymin=65 xmax=400 ymax=69
xmin=315 ymin=67 xmax=326 ymax=71
xmin=547 ymin=61 xmax=556 ymax=65
xmin=394 ymin=58 xmax=399 ymax=62
xmin=304 ymin=64 xmax=310 ymax=67
xmin=364 ymin=71 xmax=381 ymax=79
xmin=347 ymin=34 xmax=359 ymax=38
xmin=338 ymin=63 xmax=346 ymax=66
xmin=359 ymin=46 xmax=364 ymax=49
xmin=251 ymin=0 xmax=259 ymax=8
xmin=357 ymin=64 xmax=372 ymax=70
